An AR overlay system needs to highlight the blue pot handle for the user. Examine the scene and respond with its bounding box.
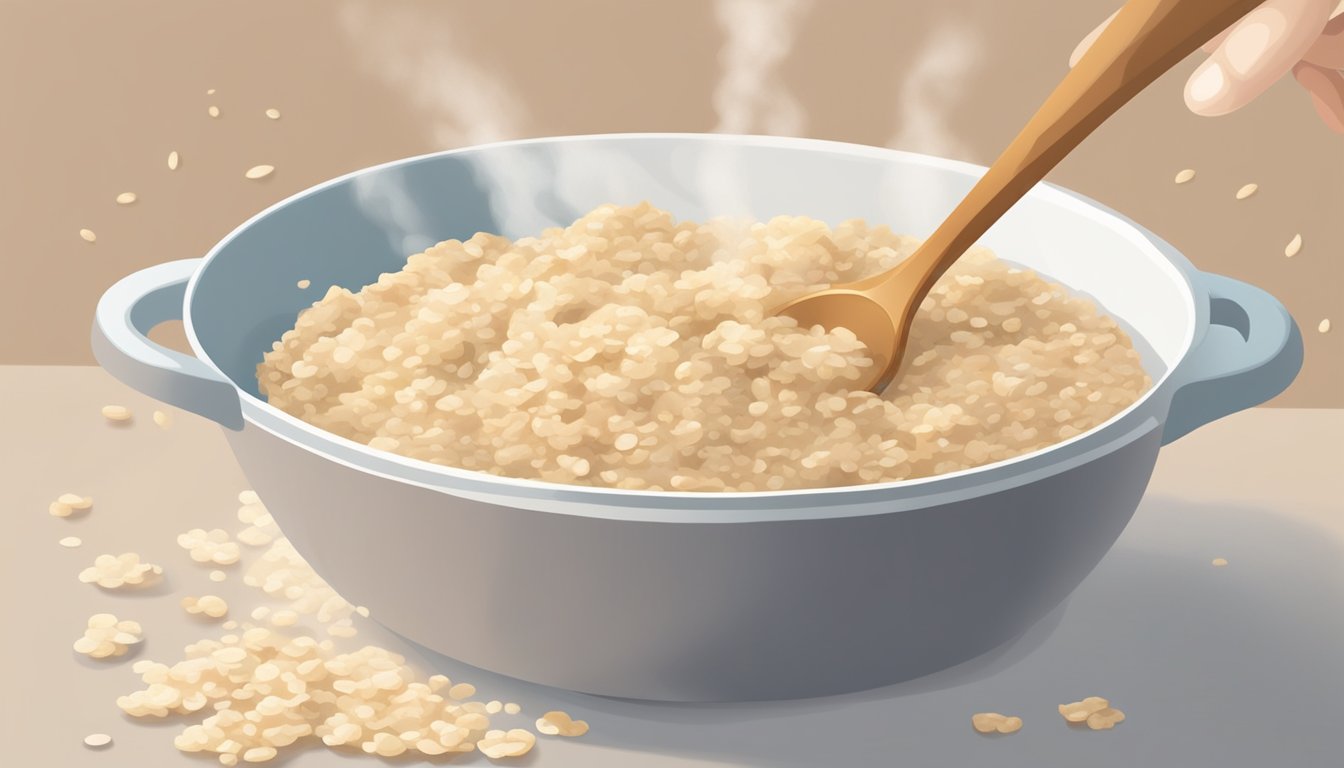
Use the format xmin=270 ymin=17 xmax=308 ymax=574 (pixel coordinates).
xmin=90 ymin=260 xmax=244 ymax=430
xmin=1162 ymin=271 xmax=1302 ymax=444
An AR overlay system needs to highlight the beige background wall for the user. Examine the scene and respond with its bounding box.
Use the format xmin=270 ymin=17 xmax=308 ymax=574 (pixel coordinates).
xmin=1 ymin=0 xmax=1339 ymax=405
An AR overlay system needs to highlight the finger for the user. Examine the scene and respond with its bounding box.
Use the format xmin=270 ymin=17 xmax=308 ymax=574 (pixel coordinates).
xmin=1185 ymin=0 xmax=1335 ymax=116
xmin=1293 ymin=61 xmax=1344 ymax=132
xmin=1069 ymin=9 xmax=1119 ymax=68
xmin=1302 ymin=12 xmax=1344 ymax=68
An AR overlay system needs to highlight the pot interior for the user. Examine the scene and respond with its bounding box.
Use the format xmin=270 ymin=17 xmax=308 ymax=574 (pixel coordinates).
xmin=189 ymin=135 xmax=1189 ymax=400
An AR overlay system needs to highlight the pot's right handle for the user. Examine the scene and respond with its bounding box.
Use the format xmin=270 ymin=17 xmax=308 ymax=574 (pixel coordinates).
xmin=1162 ymin=271 xmax=1302 ymax=444
xmin=91 ymin=259 xmax=244 ymax=430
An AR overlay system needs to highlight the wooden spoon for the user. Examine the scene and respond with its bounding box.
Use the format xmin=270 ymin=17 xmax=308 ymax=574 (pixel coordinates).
xmin=774 ymin=0 xmax=1265 ymax=394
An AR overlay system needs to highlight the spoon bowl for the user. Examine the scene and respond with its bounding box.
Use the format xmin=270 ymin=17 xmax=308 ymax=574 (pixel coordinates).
xmin=774 ymin=258 xmax=929 ymax=393
xmin=776 ymin=289 xmax=901 ymax=392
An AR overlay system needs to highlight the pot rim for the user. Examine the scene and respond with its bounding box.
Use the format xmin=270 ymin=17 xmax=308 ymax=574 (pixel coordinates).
xmin=183 ymin=132 xmax=1197 ymax=520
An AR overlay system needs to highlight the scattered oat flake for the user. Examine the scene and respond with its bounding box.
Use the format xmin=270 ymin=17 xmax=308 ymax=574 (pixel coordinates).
xmin=1174 ymin=169 xmax=1195 ymax=184
xmin=1236 ymin=183 xmax=1258 ymax=200
xmin=182 ymin=595 xmax=229 ymax=618
xmin=60 ymin=536 xmax=83 ymax=548
xmin=206 ymin=88 xmax=216 ymax=95
xmin=153 ymin=409 xmax=172 ymax=428
xmin=50 ymin=494 xmax=91 ymax=517
xmin=297 ymin=279 xmax=311 ymax=289
xmin=168 ymin=151 xmax=180 ymax=170
xmin=326 ymin=621 xmax=357 ymax=637
xmin=1212 ymin=557 xmax=1228 ymax=566
xmin=243 ymin=747 xmax=276 ymax=762
xmin=536 ymin=710 xmax=589 ymax=737
xmin=177 ymin=528 xmax=241 ymax=565
xmin=79 ymin=553 xmax=163 ymax=589
xmin=59 ymin=493 xmax=94 ymax=509
xmin=116 ymin=192 xmax=137 ymax=205
xmin=477 ymin=729 xmax=536 ymax=759
xmin=73 ymin=613 xmax=143 ymax=658
xmin=209 ymin=569 xmax=227 ymax=582
xmin=1059 ymin=696 xmax=1110 ymax=724
xmin=117 ymin=531 xmax=546 ymax=763
xmin=102 ymin=405 xmax=132 ymax=422
xmin=245 ymin=164 xmax=274 ymax=180
xmin=1319 ymin=319 xmax=1331 ymax=334
xmin=971 ymin=712 xmax=1023 ymax=734
xmin=265 ymin=108 xmax=281 ymax=119
xmin=1086 ymin=707 xmax=1126 ymax=730
xmin=80 ymin=228 xmax=97 ymax=243
xmin=1284 ymin=234 xmax=1302 ymax=258
xmin=83 ymin=733 xmax=113 ymax=748
xmin=208 ymin=105 xmax=220 ymax=118
xmin=504 ymin=702 xmax=521 ymax=715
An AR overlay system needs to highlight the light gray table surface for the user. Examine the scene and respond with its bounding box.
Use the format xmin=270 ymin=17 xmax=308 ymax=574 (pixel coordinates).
xmin=2 ymin=366 xmax=1340 ymax=767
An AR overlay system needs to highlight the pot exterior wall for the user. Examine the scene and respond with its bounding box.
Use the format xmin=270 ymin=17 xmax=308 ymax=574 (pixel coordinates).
xmin=227 ymin=420 xmax=1161 ymax=701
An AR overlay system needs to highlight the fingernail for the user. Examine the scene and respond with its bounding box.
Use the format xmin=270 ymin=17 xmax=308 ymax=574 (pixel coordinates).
xmin=1188 ymin=63 xmax=1226 ymax=105
xmin=1224 ymin=19 xmax=1274 ymax=76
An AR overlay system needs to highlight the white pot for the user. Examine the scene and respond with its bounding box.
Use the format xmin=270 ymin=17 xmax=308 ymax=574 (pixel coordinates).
xmin=92 ymin=134 xmax=1302 ymax=701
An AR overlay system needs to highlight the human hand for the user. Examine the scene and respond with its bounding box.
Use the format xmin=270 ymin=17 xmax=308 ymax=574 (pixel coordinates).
xmin=1071 ymin=0 xmax=1344 ymax=132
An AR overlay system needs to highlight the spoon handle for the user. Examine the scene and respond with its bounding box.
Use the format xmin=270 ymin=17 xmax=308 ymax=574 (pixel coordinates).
xmin=898 ymin=0 xmax=1263 ymax=295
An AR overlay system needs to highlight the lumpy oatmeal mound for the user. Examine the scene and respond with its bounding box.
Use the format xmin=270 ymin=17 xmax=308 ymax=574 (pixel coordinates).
xmin=258 ymin=203 xmax=1150 ymax=491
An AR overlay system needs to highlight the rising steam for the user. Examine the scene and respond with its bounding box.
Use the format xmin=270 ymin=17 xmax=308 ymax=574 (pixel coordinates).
xmin=886 ymin=22 xmax=982 ymax=160
xmin=876 ymin=22 xmax=984 ymax=228
xmin=337 ymin=2 xmax=525 ymax=148
xmin=336 ymin=1 xmax=557 ymax=240
xmin=701 ymin=0 xmax=814 ymax=219
xmin=711 ymin=0 xmax=812 ymax=135
xmin=337 ymin=2 xmax=706 ymax=237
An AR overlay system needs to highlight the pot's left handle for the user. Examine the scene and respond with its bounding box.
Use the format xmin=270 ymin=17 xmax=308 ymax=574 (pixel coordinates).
xmin=91 ymin=259 xmax=244 ymax=430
